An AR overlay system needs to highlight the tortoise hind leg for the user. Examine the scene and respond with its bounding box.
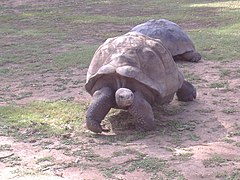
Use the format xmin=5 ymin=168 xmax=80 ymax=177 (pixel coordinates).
xmin=86 ymin=87 xmax=114 ymax=133
xmin=174 ymin=51 xmax=201 ymax=62
xmin=128 ymin=91 xmax=155 ymax=131
xmin=176 ymin=80 xmax=196 ymax=102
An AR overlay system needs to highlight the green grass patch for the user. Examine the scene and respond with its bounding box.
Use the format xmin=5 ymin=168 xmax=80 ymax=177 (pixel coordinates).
xmin=189 ymin=1 xmax=240 ymax=10
xmin=11 ymin=168 xmax=41 ymax=177
xmin=112 ymin=148 xmax=143 ymax=157
xmin=160 ymin=104 xmax=186 ymax=116
xmin=0 ymin=144 xmax=12 ymax=151
xmin=0 ymin=68 xmax=11 ymax=76
xmin=190 ymin=22 xmax=240 ymax=61
xmin=202 ymin=154 xmax=226 ymax=167
xmin=53 ymin=44 xmax=98 ymax=69
xmin=18 ymin=28 xmax=66 ymax=37
xmin=172 ymin=152 xmax=194 ymax=161
xmin=0 ymin=101 xmax=87 ymax=136
xmin=225 ymin=170 xmax=240 ymax=180
xmin=101 ymin=154 xmax=184 ymax=179
xmin=36 ymin=156 xmax=55 ymax=164
xmin=0 ymin=25 xmax=18 ymax=35
xmin=1 ymin=0 xmax=240 ymax=73
xmin=0 ymin=41 xmax=52 ymax=66
xmin=128 ymin=156 xmax=167 ymax=173
xmin=222 ymin=108 xmax=238 ymax=114
xmin=184 ymin=71 xmax=202 ymax=83
xmin=66 ymin=14 xmax=129 ymax=24
xmin=209 ymin=81 xmax=229 ymax=89
xmin=219 ymin=69 xmax=231 ymax=77
xmin=229 ymin=123 xmax=240 ymax=137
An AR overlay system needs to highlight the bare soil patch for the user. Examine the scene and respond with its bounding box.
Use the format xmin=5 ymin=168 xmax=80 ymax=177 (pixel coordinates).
xmin=0 ymin=67 xmax=90 ymax=105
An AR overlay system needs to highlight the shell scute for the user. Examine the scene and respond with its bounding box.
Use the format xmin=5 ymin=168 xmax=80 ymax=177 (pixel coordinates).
xmin=131 ymin=19 xmax=196 ymax=56
xmin=85 ymin=32 xmax=184 ymax=101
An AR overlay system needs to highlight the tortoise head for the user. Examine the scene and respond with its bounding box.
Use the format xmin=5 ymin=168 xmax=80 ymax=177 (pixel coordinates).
xmin=115 ymin=88 xmax=134 ymax=107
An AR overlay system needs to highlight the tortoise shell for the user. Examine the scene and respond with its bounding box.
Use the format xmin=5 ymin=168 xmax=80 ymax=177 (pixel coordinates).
xmin=85 ymin=32 xmax=184 ymax=102
xmin=131 ymin=19 xmax=196 ymax=56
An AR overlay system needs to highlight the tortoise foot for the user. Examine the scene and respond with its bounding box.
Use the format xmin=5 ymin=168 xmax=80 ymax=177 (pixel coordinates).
xmin=177 ymin=80 xmax=196 ymax=102
xmin=86 ymin=121 xmax=103 ymax=133
xmin=189 ymin=52 xmax=201 ymax=62
xmin=183 ymin=51 xmax=201 ymax=62
xmin=85 ymin=87 xmax=114 ymax=133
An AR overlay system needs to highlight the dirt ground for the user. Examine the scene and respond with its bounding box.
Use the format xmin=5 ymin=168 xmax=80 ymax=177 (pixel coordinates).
xmin=1 ymin=59 xmax=240 ymax=180
xmin=1 ymin=1 xmax=240 ymax=180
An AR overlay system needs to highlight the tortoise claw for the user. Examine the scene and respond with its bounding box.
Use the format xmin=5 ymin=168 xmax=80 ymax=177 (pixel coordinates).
xmin=86 ymin=121 xmax=103 ymax=133
xmin=85 ymin=87 xmax=114 ymax=134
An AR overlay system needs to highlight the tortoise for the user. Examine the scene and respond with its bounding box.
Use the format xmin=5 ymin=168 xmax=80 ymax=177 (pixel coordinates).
xmin=85 ymin=32 xmax=196 ymax=133
xmin=130 ymin=19 xmax=201 ymax=62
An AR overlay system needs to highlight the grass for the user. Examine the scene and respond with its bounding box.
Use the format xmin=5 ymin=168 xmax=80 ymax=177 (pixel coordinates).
xmin=171 ymin=152 xmax=194 ymax=161
xmin=12 ymin=168 xmax=42 ymax=177
xmin=220 ymin=69 xmax=231 ymax=77
xmin=188 ymin=133 xmax=201 ymax=141
xmin=209 ymin=81 xmax=229 ymax=89
xmin=128 ymin=156 xmax=167 ymax=173
xmin=191 ymin=23 xmax=240 ymax=61
xmin=53 ymin=45 xmax=99 ymax=69
xmin=216 ymin=170 xmax=240 ymax=180
xmin=0 ymin=101 xmax=87 ymax=136
xmin=101 ymin=153 xmax=184 ymax=179
xmin=222 ymin=108 xmax=238 ymax=114
xmin=195 ymin=108 xmax=214 ymax=114
xmin=0 ymin=144 xmax=12 ymax=151
xmin=1 ymin=0 xmax=240 ymax=73
xmin=184 ymin=71 xmax=203 ymax=83
xmin=0 ymin=154 xmax=22 ymax=167
xmin=36 ymin=156 xmax=55 ymax=164
xmin=229 ymin=123 xmax=240 ymax=137
xmin=71 ymin=147 xmax=109 ymax=162
xmin=0 ymin=0 xmax=239 ymax=81
xmin=189 ymin=1 xmax=240 ymax=9
xmin=202 ymin=154 xmax=226 ymax=167
xmin=160 ymin=104 xmax=186 ymax=116
xmin=112 ymin=148 xmax=141 ymax=157
xmin=226 ymin=170 xmax=240 ymax=180
xmin=165 ymin=120 xmax=197 ymax=132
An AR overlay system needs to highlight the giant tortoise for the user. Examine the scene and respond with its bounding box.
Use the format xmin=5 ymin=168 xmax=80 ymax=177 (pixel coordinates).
xmin=85 ymin=32 xmax=196 ymax=133
xmin=131 ymin=19 xmax=201 ymax=62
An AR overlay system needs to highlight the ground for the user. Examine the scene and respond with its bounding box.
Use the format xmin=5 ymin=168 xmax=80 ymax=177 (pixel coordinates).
xmin=1 ymin=59 xmax=240 ymax=180
xmin=0 ymin=0 xmax=240 ymax=180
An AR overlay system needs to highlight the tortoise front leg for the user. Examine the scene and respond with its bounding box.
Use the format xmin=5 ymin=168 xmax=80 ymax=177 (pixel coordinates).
xmin=183 ymin=51 xmax=201 ymax=62
xmin=177 ymin=51 xmax=201 ymax=62
xmin=86 ymin=87 xmax=114 ymax=133
xmin=128 ymin=91 xmax=155 ymax=131
xmin=176 ymin=80 xmax=196 ymax=102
